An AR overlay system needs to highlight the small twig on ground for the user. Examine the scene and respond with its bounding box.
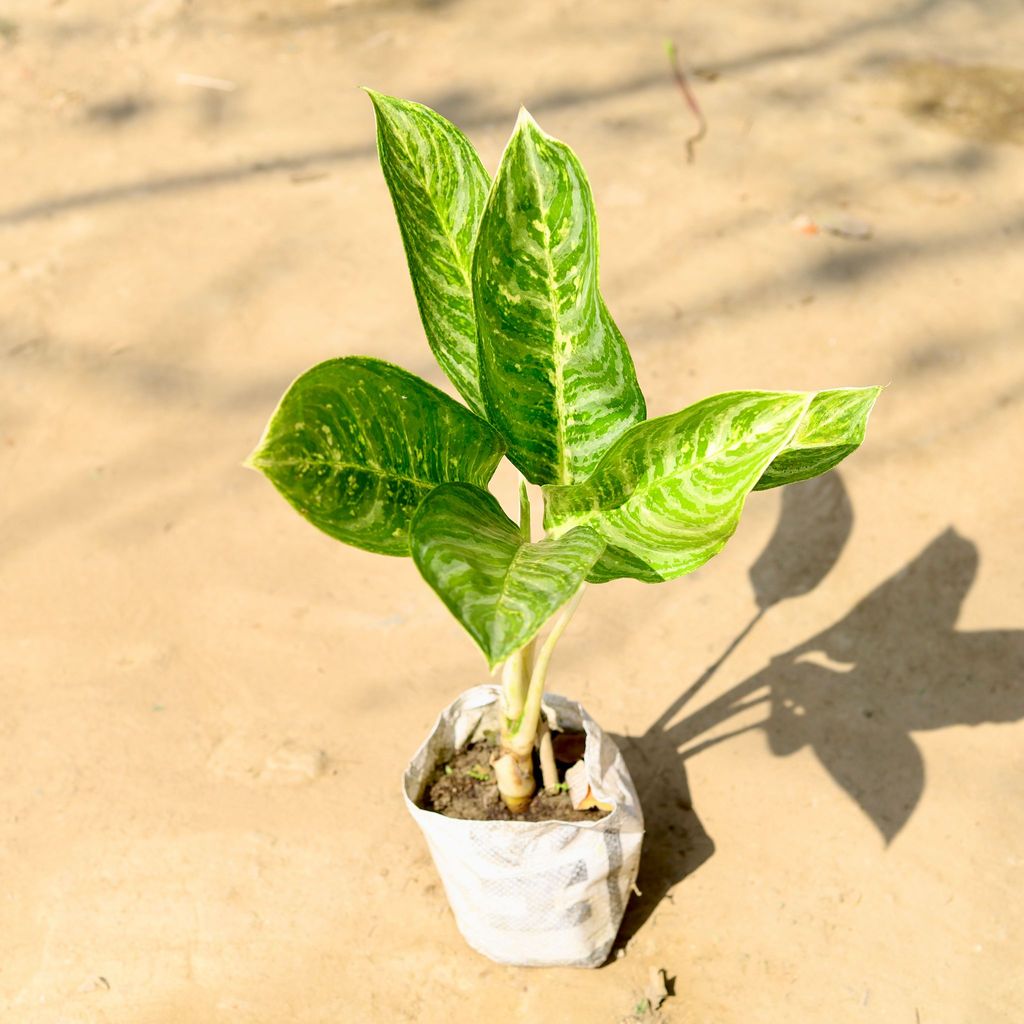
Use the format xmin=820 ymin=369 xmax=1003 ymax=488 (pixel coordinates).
xmin=620 ymin=967 xmax=673 ymax=1022
xmin=176 ymin=71 xmax=237 ymax=92
xmin=644 ymin=967 xmax=670 ymax=1011
xmin=665 ymin=40 xmax=707 ymax=164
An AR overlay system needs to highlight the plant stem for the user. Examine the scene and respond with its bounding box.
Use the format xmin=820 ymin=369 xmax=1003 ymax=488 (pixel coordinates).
xmin=493 ymin=484 xmax=584 ymax=812
xmin=501 ymin=646 xmax=528 ymax=722
xmin=492 ymin=749 xmax=535 ymax=812
xmin=506 ymin=585 xmax=586 ymax=759
xmin=496 ymin=639 xmax=534 ymax=812
xmin=494 ymin=585 xmax=586 ymax=811
xmin=499 ymin=478 xmax=534 ymax=728
xmin=537 ymin=719 xmax=559 ymax=792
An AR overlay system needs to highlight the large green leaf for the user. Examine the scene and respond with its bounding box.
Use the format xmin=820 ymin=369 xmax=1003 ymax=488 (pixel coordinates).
xmin=247 ymin=357 xmax=505 ymax=556
xmin=754 ymin=386 xmax=881 ymax=490
xmin=366 ymin=90 xmax=491 ymax=416
xmin=543 ymin=391 xmax=814 ymax=583
xmin=545 ymin=387 xmax=880 ymax=583
xmin=411 ymin=483 xmax=606 ymax=667
xmin=473 ymin=109 xmax=645 ymax=486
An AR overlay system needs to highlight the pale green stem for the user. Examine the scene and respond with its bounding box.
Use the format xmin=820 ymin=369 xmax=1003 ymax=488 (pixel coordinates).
xmin=495 ymin=481 xmax=581 ymax=811
xmin=496 ymin=638 xmax=534 ymax=813
xmin=506 ymin=585 xmax=586 ymax=759
xmin=499 ymin=476 xmax=535 ymax=727
xmin=537 ymin=719 xmax=559 ymax=792
xmin=500 ymin=641 xmax=532 ymax=724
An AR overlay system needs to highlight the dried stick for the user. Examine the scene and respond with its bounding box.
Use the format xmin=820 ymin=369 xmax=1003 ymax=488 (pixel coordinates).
xmin=665 ymin=40 xmax=708 ymax=164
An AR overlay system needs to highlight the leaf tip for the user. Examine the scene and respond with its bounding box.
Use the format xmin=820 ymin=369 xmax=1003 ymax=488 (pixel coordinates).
xmin=855 ymin=383 xmax=884 ymax=415
xmin=362 ymin=87 xmax=389 ymax=118
xmin=514 ymin=105 xmax=542 ymax=136
xmin=362 ymin=87 xmax=398 ymax=119
xmin=241 ymin=447 xmax=265 ymax=474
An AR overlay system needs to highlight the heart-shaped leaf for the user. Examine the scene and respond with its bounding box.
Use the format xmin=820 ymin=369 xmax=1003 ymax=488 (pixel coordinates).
xmin=367 ymin=90 xmax=491 ymax=417
xmin=247 ymin=357 xmax=505 ymax=556
xmin=755 ymin=386 xmax=881 ymax=490
xmin=543 ymin=391 xmax=813 ymax=583
xmin=473 ymin=109 xmax=645 ymax=485
xmin=411 ymin=483 xmax=605 ymax=667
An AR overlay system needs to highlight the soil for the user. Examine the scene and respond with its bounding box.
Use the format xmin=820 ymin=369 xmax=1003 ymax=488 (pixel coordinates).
xmin=421 ymin=732 xmax=608 ymax=823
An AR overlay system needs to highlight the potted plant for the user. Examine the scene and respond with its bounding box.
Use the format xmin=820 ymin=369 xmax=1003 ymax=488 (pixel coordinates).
xmin=246 ymin=91 xmax=881 ymax=967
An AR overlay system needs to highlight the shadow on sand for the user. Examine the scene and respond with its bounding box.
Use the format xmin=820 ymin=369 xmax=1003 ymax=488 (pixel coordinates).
xmin=613 ymin=472 xmax=1024 ymax=947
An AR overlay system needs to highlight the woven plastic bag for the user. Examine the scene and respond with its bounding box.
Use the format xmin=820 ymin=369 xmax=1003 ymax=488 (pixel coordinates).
xmin=403 ymin=684 xmax=644 ymax=968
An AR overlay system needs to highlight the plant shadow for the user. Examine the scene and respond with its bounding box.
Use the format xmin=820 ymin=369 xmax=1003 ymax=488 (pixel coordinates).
xmin=611 ymin=473 xmax=1024 ymax=950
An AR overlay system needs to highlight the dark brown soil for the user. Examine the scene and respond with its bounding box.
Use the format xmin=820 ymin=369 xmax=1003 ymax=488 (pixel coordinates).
xmin=420 ymin=731 xmax=609 ymax=823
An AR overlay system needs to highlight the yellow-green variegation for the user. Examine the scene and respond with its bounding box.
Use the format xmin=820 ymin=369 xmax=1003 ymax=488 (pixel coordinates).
xmin=473 ymin=110 xmax=645 ymax=485
xmin=411 ymin=483 xmax=605 ymax=667
xmin=755 ymin=386 xmax=881 ymax=490
xmin=247 ymin=357 xmax=505 ymax=556
xmin=544 ymin=387 xmax=880 ymax=584
xmin=367 ymin=91 xmax=491 ymax=416
xmin=249 ymin=92 xmax=882 ymax=681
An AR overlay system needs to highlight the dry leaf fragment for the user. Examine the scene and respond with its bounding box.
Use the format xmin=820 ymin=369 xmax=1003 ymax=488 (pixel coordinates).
xmin=565 ymin=760 xmax=613 ymax=811
xmin=644 ymin=966 xmax=669 ymax=1011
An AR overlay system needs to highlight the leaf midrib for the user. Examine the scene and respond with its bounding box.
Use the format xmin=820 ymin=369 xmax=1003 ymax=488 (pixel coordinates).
xmin=389 ymin=117 xmax=480 ymax=291
xmin=258 ymin=454 xmax=436 ymax=492
xmin=522 ymin=130 xmax=570 ymax=485
xmin=490 ymin=538 xmax=535 ymax=634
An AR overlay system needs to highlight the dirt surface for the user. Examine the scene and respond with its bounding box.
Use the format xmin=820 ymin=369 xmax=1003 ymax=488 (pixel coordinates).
xmin=2 ymin=1 xmax=1024 ymax=1023
xmin=422 ymin=737 xmax=607 ymax=823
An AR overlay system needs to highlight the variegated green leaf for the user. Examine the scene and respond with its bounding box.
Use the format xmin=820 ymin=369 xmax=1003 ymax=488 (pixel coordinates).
xmin=543 ymin=391 xmax=817 ymax=583
xmin=473 ymin=109 xmax=645 ymax=486
xmin=247 ymin=357 xmax=505 ymax=556
xmin=411 ymin=483 xmax=606 ymax=667
xmin=366 ymin=90 xmax=491 ymax=416
xmin=754 ymin=386 xmax=881 ymax=490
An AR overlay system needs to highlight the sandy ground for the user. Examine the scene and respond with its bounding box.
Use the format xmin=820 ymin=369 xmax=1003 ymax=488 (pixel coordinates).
xmin=2 ymin=1 xmax=1023 ymax=1021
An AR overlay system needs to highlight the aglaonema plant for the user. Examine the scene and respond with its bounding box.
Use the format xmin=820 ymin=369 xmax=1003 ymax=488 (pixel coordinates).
xmin=247 ymin=91 xmax=881 ymax=814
